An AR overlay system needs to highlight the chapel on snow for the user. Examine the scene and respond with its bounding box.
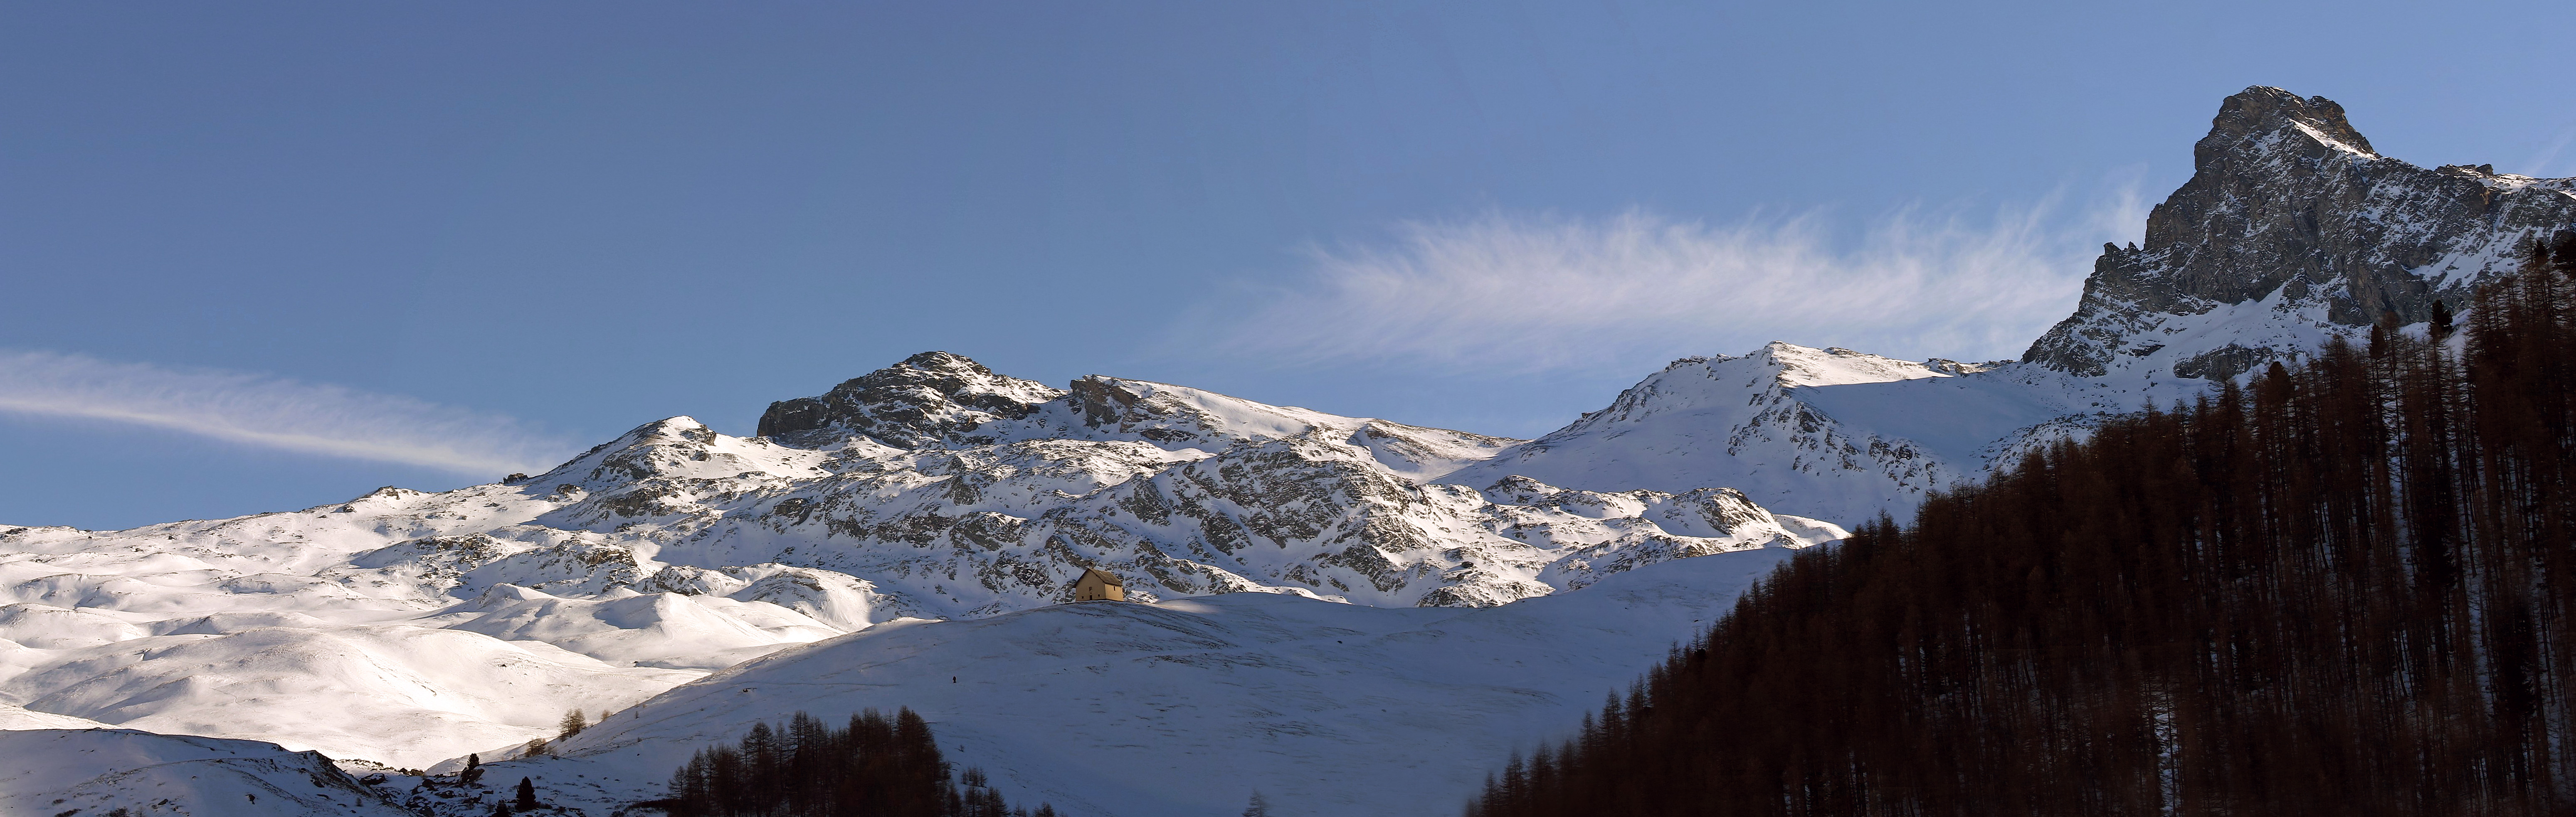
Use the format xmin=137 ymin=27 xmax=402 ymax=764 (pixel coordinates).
xmin=1072 ymin=568 xmax=1126 ymax=602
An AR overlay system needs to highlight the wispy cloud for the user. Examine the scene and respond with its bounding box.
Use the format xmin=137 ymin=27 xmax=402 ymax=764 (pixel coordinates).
xmin=2521 ymin=123 xmax=2576 ymax=178
xmin=1203 ymin=184 xmax=2145 ymax=373
xmin=0 ymin=351 xmax=575 ymax=476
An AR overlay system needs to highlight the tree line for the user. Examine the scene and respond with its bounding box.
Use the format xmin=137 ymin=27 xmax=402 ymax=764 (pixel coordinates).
xmin=651 ymin=707 xmax=1056 ymax=817
xmin=1468 ymin=234 xmax=2576 ymax=817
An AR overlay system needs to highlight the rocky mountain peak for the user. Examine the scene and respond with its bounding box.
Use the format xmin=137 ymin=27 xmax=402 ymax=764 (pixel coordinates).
xmin=2204 ymin=86 xmax=2376 ymax=160
xmin=2023 ymin=87 xmax=2576 ymax=379
xmin=756 ymin=352 xmax=1067 ymax=448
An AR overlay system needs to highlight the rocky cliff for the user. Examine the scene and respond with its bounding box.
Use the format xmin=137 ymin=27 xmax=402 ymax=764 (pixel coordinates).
xmin=2026 ymin=86 xmax=2576 ymax=379
xmin=754 ymin=351 xmax=1064 ymax=447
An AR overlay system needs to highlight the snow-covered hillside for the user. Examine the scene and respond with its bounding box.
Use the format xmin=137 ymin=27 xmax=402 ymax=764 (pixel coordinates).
xmin=0 ymin=728 xmax=416 ymax=817
xmin=407 ymin=548 xmax=1800 ymax=817
xmin=1445 ymin=342 xmax=2237 ymax=523
xmin=0 ymin=351 xmax=1838 ymax=778
xmin=0 ymin=485 xmax=825 ymax=768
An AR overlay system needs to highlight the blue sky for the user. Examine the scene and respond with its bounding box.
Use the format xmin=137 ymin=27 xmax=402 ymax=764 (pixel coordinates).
xmin=5 ymin=1 xmax=2573 ymax=529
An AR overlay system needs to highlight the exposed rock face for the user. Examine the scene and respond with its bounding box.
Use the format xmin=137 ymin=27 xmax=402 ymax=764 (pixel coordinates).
xmin=2025 ymin=86 xmax=2576 ymax=378
xmin=756 ymin=351 xmax=1066 ymax=447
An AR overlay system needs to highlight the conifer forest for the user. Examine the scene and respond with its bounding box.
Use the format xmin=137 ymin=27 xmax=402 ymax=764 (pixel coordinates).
xmin=1469 ymin=237 xmax=2576 ymax=816
xmin=655 ymin=707 xmax=1055 ymax=817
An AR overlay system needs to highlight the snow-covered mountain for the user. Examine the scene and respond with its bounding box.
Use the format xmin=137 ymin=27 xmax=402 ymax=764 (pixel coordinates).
xmin=0 ymin=351 xmax=1838 ymax=776
xmin=1471 ymin=86 xmax=2576 ymax=523
xmin=4 ymin=84 xmax=2568 ymax=816
xmin=1447 ymin=341 xmax=2218 ymax=523
xmin=513 ymin=352 xmax=1839 ymax=614
xmin=1448 ymin=343 xmax=2036 ymax=523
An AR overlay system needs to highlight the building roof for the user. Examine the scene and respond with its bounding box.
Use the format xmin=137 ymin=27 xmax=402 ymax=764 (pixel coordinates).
xmin=1076 ymin=567 xmax=1124 ymax=587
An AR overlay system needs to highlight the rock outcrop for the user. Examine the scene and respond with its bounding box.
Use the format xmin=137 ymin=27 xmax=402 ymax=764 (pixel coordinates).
xmin=2025 ymin=86 xmax=2576 ymax=378
xmin=756 ymin=351 xmax=1066 ymax=447
xmin=520 ymin=355 xmax=1840 ymax=614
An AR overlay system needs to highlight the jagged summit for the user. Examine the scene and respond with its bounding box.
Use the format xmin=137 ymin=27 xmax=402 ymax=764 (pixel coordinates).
xmin=748 ymin=353 xmax=1525 ymax=482
xmin=757 ymin=351 xmax=1067 ymax=448
xmin=2023 ymin=86 xmax=2576 ymax=378
xmin=2207 ymin=86 xmax=2376 ymax=158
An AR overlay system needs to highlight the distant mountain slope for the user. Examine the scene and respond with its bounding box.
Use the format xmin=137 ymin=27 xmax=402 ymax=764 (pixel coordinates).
xmin=1448 ymin=343 xmax=2075 ymax=522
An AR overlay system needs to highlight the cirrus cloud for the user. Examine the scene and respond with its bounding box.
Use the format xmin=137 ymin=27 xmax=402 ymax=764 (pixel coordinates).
xmin=0 ymin=350 xmax=576 ymax=476
xmin=1204 ymin=186 xmax=2146 ymax=372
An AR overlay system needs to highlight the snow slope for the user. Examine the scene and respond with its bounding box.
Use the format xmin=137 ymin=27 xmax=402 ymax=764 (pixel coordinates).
xmin=0 ymin=494 xmax=841 ymax=768
xmin=1 ymin=701 xmax=112 ymax=730
xmin=1446 ymin=343 xmax=2174 ymax=523
xmin=2 ymin=622 xmax=698 ymax=768
xmin=0 ymin=728 xmax=415 ymax=817
xmin=418 ymin=548 xmax=1800 ymax=817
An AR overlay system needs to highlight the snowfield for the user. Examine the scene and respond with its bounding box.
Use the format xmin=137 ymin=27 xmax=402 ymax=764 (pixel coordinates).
xmin=0 ymin=727 xmax=416 ymax=817
xmin=415 ymin=549 xmax=1799 ymax=817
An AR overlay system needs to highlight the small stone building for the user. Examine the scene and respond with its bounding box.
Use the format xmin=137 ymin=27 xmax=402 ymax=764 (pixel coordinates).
xmin=1072 ymin=568 xmax=1126 ymax=602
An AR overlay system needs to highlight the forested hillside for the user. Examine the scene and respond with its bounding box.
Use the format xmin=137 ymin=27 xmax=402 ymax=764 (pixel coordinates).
xmin=1471 ymin=235 xmax=2576 ymax=816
